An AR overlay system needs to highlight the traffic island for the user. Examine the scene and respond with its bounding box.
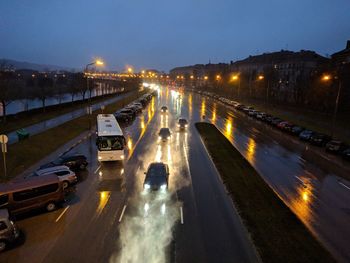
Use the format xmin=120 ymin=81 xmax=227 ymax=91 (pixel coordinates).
xmin=195 ymin=122 xmax=335 ymax=263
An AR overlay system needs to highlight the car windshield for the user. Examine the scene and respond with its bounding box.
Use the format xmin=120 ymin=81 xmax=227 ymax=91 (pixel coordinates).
xmin=52 ymin=158 xmax=63 ymax=165
xmin=97 ymin=136 xmax=125 ymax=151
xmin=179 ymin=119 xmax=187 ymax=124
xmin=159 ymin=128 xmax=170 ymax=136
xmin=147 ymin=164 xmax=166 ymax=177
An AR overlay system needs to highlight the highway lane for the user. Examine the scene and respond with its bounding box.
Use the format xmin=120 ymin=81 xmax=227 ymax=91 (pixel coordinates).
xmin=1 ymin=88 xmax=259 ymax=263
xmin=192 ymin=92 xmax=350 ymax=262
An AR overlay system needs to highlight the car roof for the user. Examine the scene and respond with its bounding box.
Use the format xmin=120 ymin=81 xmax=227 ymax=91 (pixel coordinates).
xmin=35 ymin=165 xmax=70 ymax=175
xmin=0 ymin=175 xmax=60 ymax=194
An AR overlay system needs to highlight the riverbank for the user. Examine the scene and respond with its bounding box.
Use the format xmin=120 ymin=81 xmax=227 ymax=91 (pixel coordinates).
xmin=0 ymin=91 xmax=128 ymax=134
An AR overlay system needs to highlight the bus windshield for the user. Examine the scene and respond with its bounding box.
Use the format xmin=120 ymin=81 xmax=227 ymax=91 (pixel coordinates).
xmin=97 ymin=136 xmax=125 ymax=151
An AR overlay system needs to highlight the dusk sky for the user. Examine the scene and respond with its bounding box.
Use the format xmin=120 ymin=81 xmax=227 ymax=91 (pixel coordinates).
xmin=0 ymin=0 xmax=349 ymax=72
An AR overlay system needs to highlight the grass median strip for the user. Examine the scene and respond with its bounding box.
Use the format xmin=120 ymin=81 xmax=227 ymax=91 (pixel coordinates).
xmin=0 ymin=90 xmax=147 ymax=182
xmin=195 ymin=122 xmax=335 ymax=263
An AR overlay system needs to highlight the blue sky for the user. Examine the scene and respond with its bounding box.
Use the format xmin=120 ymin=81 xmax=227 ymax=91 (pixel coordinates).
xmin=0 ymin=0 xmax=349 ymax=71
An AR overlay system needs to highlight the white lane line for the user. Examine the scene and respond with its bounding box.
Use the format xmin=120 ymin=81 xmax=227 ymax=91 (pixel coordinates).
xmin=55 ymin=206 xmax=70 ymax=223
xmin=180 ymin=206 xmax=184 ymax=224
xmin=118 ymin=205 xmax=127 ymax=223
xmin=94 ymin=165 xmax=101 ymax=174
xmin=339 ymin=182 xmax=350 ymax=191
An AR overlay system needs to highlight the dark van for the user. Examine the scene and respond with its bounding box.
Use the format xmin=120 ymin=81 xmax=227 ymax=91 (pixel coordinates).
xmin=0 ymin=175 xmax=65 ymax=215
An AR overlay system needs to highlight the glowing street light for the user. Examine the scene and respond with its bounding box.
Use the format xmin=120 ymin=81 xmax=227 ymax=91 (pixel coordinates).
xmin=190 ymin=75 xmax=194 ymax=79
xmin=231 ymin=75 xmax=239 ymax=81
xmin=258 ymin=75 xmax=264 ymax=80
xmin=321 ymin=73 xmax=342 ymax=137
xmin=127 ymin=67 xmax=133 ymax=73
xmin=204 ymin=76 xmax=208 ymax=80
xmin=322 ymin=74 xmax=331 ymax=81
xmin=95 ymin=60 xmax=104 ymax=66
xmin=85 ymin=58 xmax=105 ymax=129
xmin=231 ymin=74 xmax=240 ymax=98
xmin=216 ymin=75 xmax=221 ymax=80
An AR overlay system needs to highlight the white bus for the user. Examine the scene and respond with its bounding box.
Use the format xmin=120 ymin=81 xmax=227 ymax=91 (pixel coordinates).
xmin=96 ymin=114 xmax=126 ymax=162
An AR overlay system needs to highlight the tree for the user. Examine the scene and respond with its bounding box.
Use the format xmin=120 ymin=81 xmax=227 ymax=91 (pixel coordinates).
xmin=0 ymin=71 xmax=17 ymax=123
xmin=29 ymin=74 xmax=53 ymax=113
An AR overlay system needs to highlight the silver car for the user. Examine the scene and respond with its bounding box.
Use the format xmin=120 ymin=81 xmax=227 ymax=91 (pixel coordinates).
xmin=27 ymin=166 xmax=77 ymax=189
xmin=0 ymin=209 xmax=20 ymax=252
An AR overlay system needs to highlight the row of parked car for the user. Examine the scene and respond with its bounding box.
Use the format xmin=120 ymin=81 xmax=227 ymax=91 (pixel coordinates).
xmin=195 ymin=90 xmax=350 ymax=161
xmin=0 ymin=93 xmax=157 ymax=252
xmin=114 ymin=93 xmax=155 ymax=124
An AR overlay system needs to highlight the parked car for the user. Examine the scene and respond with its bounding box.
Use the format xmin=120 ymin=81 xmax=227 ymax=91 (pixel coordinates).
xmin=342 ymin=148 xmax=350 ymax=161
xmin=291 ymin=126 xmax=304 ymax=135
xmin=277 ymin=121 xmax=290 ymax=130
xmin=299 ymin=130 xmax=314 ymax=141
xmin=283 ymin=123 xmax=295 ymax=132
xmin=158 ymin=128 xmax=172 ymax=142
xmin=40 ymin=154 xmax=88 ymax=171
xmin=0 ymin=209 xmax=20 ymax=252
xmin=271 ymin=118 xmax=283 ymax=126
xmin=143 ymin=162 xmax=169 ymax=191
xmin=0 ymin=175 xmax=65 ymax=215
xmin=26 ymin=166 xmax=77 ymax=189
xmin=248 ymin=110 xmax=258 ymax=117
xmin=256 ymin=112 xmax=266 ymax=120
xmin=114 ymin=111 xmax=132 ymax=123
xmin=264 ymin=115 xmax=274 ymax=124
xmin=126 ymin=104 xmax=142 ymax=114
xmin=118 ymin=109 xmax=136 ymax=120
xmin=309 ymin=133 xmax=332 ymax=146
xmin=325 ymin=140 xmax=347 ymax=154
xmin=177 ymin=118 xmax=188 ymax=129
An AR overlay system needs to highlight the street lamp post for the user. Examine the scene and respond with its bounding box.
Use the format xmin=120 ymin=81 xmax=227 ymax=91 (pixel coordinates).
xmin=322 ymin=74 xmax=342 ymax=137
xmin=231 ymin=75 xmax=240 ymax=99
xmin=85 ymin=59 xmax=104 ymax=130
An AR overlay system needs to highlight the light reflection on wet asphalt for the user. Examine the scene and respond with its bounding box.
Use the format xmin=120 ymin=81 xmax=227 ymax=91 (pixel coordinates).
xmin=2 ymin=87 xmax=350 ymax=262
xmin=196 ymin=92 xmax=350 ymax=262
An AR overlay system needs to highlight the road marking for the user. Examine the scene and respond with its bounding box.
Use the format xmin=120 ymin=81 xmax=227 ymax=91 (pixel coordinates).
xmin=118 ymin=205 xmax=127 ymax=222
xmin=339 ymin=182 xmax=350 ymax=191
xmin=180 ymin=206 xmax=184 ymax=224
xmin=94 ymin=165 xmax=101 ymax=174
xmin=55 ymin=205 xmax=70 ymax=222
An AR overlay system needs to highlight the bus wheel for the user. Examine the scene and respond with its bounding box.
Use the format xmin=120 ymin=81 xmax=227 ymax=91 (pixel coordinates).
xmin=46 ymin=202 xmax=56 ymax=212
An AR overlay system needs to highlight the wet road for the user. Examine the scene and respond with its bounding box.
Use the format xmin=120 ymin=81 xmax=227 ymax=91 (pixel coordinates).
xmin=6 ymin=92 xmax=131 ymax=145
xmin=0 ymin=88 xmax=259 ymax=263
xmin=196 ymin=92 xmax=350 ymax=262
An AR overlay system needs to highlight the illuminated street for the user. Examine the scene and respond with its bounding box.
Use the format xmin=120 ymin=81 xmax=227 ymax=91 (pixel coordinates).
xmin=1 ymin=86 xmax=349 ymax=262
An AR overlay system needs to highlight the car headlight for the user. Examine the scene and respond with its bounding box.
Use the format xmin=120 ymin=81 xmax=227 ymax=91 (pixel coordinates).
xmin=160 ymin=184 xmax=167 ymax=190
xmin=167 ymin=136 xmax=171 ymax=139
xmin=98 ymin=156 xmax=102 ymax=160
xmin=144 ymin=184 xmax=150 ymax=189
xmin=120 ymin=155 xmax=125 ymax=160
xmin=185 ymin=124 xmax=188 ymax=127
xmin=159 ymin=136 xmax=162 ymax=139
xmin=177 ymin=124 xmax=180 ymax=127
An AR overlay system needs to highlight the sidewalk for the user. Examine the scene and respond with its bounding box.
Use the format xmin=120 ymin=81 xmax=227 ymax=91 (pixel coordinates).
xmin=6 ymin=92 xmax=130 ymax=145
xmin=14 ymin=129 xmax=94 ymax=180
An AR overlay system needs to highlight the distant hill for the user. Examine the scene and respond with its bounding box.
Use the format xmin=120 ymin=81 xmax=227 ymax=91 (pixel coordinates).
xmin=0 ymin=58 xmax=77 ymax=72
